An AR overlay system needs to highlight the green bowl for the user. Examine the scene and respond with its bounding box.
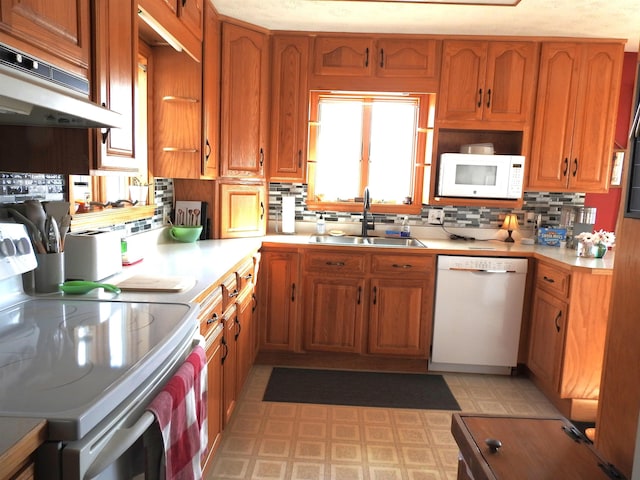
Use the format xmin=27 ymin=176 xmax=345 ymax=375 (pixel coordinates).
xmin=170 ymin=225 xmax=203 ymax=243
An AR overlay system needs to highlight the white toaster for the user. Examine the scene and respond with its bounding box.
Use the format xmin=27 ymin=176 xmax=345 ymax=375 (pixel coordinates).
xmin=64 ymin=230 xmax=123 ymax=281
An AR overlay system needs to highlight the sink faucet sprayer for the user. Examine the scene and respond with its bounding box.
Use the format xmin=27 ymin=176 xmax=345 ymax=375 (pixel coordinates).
xmin=361 ymin=186 xmax=371 ymax=237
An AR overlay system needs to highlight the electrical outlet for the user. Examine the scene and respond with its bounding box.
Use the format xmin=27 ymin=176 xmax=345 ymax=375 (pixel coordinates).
xmin=428 ymin=209 xmax=444 ymax=225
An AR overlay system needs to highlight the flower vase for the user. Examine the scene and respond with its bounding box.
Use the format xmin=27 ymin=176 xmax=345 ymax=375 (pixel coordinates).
xmin=593 ymin=243 xmax=607 ymax=258
xmin=576 ymin=240 xmax=594 ymax=257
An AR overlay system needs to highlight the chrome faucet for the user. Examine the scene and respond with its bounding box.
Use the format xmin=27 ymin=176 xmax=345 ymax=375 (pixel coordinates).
xmin=361 ymin=186 xmax=371 ymax=237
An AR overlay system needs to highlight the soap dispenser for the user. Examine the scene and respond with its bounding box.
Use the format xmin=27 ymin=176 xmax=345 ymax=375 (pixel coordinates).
xmin=316 ymin=213 xmax=326 ymax=234
xmin=401 ymin=216 xmax=411 ymax=237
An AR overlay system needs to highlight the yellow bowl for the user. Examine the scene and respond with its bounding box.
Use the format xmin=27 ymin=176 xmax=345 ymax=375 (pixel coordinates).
xmin=170 ymin=225 xmax=203 ymax=243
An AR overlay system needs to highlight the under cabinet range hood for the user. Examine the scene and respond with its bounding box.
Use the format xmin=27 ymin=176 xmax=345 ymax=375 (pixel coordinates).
xmin=0 ymin=43 xmax=121 ymax=128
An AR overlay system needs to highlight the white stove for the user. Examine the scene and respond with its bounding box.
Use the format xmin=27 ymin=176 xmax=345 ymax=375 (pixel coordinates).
xmin=0 ymin=223 xmax=200 ymax=479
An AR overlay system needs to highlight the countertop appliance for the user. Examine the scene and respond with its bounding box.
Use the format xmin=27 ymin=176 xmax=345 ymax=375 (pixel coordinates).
xmin=437 ymin=153 xmax=525 ymax=200
xmin=430 ymin=255 xmax=528 ymax=374
xmin=0 ymin=222 xmax=201 ymax=479
xmin=64 ymin=229 xmax=123 ymax=281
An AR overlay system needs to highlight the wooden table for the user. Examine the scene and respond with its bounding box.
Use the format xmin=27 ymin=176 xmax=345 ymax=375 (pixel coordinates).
xmin=451 ymin=414 xmax=625 ymax=480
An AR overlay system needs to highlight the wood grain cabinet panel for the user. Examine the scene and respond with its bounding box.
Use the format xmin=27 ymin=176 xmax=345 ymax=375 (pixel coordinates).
xmin=217 ymin=181 xmax=267 ymax=238
xmin=438 ymin=40 xmax=538 ymax=123
xmin=0 ymin=0 xmax=90 ymax=77
xmin=374 ymin=38 xmax=439 ymax=78
xmin=201 ymin=1 xmax=221 ymax=179
xmin=313 ymin=37 xmax=373 ymax=76
xmin=269 ymin=35 xmax=309 ymax=182
xmin=220 ymin=22 xmax=269 ymax=178
xmin=528 ymin=42 xmax=624 ymax=192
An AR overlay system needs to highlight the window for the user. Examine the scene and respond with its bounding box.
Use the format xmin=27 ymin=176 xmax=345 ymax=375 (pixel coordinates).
xmin=307 ymin=91 xmax=434 ymax=213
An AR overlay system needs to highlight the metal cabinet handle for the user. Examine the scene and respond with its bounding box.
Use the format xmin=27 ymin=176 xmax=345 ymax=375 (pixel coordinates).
xmin=554 ymin=311 xmax=562 ymax=332
xmin=542 ymin=276 xmax=555 ymax=284
xmin=229 ymin=289 xmax=239 ymax=298
xmin=221 ymin=336 xmax=228 ymax=364
xmin=252 ymin=293 xmax=257 ymax=312
xmin=392 ymin=264 xmax=413 ymax=269
xmin=572 ymin=158 xmax=578 ymax=177
xmin=486 ymin=88 xmax=491 ymax=108
xmin=477 ymin=88 xmax=483 ymax=108
xmin=182 ymin=0 xmax=187 ymax=6
xmin=259 ymin=147 xmax=264 ymax=167
xmin=379 ymin=48 xmax=384 ymax=68
xmin=325 ymin=261 xmax=345 ymax=266
xmin=206 ymin=312 xmax=219 ymax=325
xmin=235 ymin=317 xmax=241 ymax=340
xmin=243 ymin=273 xmax=253 ymax=280
xmin=357 ymin=286 xmax=361 ymax=305
xmin=372 ymin=286 xmax=377 ymax=305
xmin=205 ymin=139 xmax=212 ymax=162
xmin=365 ymin=47 xmax=369 ymax=67
xmin=260 ymin=202 xmax=265 ymax=220
xmin=562 ymin=157 xmax=569 ymax=176
xmin=291 ymin=283 xmax=296 ymax=302
xmin=298 ymin=149 xmax=302 ymax=168
xmin=163 ymin=147 xmax=199 ymax=153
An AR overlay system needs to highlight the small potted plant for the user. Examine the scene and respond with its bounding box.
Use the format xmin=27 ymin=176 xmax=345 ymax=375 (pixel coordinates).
xmin=575 ymin=229 xmax=616 ymax=258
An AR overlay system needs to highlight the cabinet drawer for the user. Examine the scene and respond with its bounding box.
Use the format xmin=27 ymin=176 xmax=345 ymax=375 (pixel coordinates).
xmin=221 ymin=272 xmax=239 ymax=311
xmin=536 ymin=263 xmax=570 ymax=299
xmin=199 ymin=287 xmax=223 ymax=338
xmin=370 ymin=254 xmax=434 ymax=276
xmin=236 ymin=257 xmax=255 ymax=294
xmin=303 ymin=250 xmax=367 ymax=274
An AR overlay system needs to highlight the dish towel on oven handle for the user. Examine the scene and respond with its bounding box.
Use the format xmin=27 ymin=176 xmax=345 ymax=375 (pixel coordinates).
xmin=147 ymin=345 xmax=208 ymax=480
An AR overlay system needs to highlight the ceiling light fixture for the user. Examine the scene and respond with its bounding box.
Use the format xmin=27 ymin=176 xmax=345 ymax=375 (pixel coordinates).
xmin=328 ymin=0 xmax=520 ymax=5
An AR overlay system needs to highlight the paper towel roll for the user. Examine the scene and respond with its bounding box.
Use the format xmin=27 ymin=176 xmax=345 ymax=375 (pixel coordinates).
xmin=282 ymin=196 xmax=296 ymax=234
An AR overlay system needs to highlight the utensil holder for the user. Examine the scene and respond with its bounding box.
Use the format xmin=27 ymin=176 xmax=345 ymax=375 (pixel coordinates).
xmin=35 ymin=252 xmax=65 ymax=293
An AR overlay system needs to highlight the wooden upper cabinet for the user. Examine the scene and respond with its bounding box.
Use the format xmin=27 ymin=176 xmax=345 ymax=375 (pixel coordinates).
xmin=312 ymin=35 xmax=440 ymax=82
xmin=0 ymin=0 xmax=90 ymax=78
xmin=220 ymin=23 xmax=269 ymax=178
xmin=438 ymin=40 xmax=538 ymax=123
xmin=178 ymin=0 xmax=203 ymax=40
xmin=92 ymin=0 xmax=138 ymax=172
xmin=152 ymin=47 xmax=202 ymax=179
xmin=528 ymin=42 xmax=624 ymax=192
xmin=269 ymin=35 xmax=309 ymax=183
xmin=202 ymin=1 xmax=220 ymax=179
xmin=217 ymin=180 xmax=267 ymax=238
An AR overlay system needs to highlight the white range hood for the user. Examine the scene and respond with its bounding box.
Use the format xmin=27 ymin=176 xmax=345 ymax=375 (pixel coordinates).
xmin=0 ymin=43 xmax=121 ymax=129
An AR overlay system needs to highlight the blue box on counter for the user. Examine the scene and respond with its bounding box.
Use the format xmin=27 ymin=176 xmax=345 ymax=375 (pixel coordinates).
xmin=537 ymin=227 xmax=567 ymax=246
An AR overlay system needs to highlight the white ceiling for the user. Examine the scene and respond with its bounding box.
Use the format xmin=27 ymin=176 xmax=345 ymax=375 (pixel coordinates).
xmin=212 ymin=0 xmax=640 ymax=52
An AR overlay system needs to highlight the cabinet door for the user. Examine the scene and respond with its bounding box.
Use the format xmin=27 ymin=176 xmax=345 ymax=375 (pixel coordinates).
xmin=202 ymin=329 xmax=223 ymax=472
xmin=178 ymin=0 xmax=203 ymax=41
xmin=152 ymin=47 xmax=202 ymax=179
xmin=568 ymin=43 xmax=623 ymax=191
xmin=269 ymin=35 xmax=309 ymax=182
xmin=220 ymin=23 xmax=269 ymax=177
xmin=236 ymin=287 xmax=254 ymax=396
xmin=303 ymin=275 xmax=366 ymax=353
xmin=93 ymin=0 xmax=138 ymax=172
xmin=312 ymin=36 xmax=374 ymax=76
xmin=202 ymin=2 xmax=220 ymax=179
xmin=259 ymin=250 xmax=299 ymax=351
xmin=528 ymin=289 xmax=567 ymax=392
xmin=483 ymin=41 xmax=538 ymax=123
xmin=222 ymin=305 xmax=237 ymax=426
xmin=438 ymin=41 xmax=487 ymax=122
xmin=374 ymin=38 xmax=439 ymax=79
xmin=368 ymin=278 xmax=429 ymax=357
xmin=218 ymin=182 xmax=267 ymax=238
xmin=0 ymin=0 xmax=90 ymax=76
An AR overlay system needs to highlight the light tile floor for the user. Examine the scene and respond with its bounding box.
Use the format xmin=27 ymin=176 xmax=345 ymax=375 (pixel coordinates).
xmin=208 ymin=366 xmax=560 ymax=480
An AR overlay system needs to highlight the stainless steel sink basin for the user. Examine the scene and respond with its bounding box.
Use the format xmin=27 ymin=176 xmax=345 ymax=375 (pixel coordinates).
xmin=308 ymin=235 xmax=426 ymax=248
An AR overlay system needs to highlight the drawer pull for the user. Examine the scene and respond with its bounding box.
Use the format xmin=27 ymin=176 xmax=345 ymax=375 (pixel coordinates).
xmin=243 ymin=273 xmax=253 ymax=280
xmin=485 ymin=438 xmax=502 ymax=453
xmin=392 ymin=263 xmax=413 ymax=269
xmin=326 ymin=261 xmax=345 ymax=266
xmin=372 ymin=286 xmax=377 ymax=305
xmin=206 ymin=313 xmax=219 ymax=325
xmin=291 ymin=283 xmax=296 ymax=302
xmin=554 ymin=311 xmax=562 ymax=332
xmin=543 ymin=276 xmax=555 ymax=284
xmin=229 ymin=289 xmax=239 ymax=298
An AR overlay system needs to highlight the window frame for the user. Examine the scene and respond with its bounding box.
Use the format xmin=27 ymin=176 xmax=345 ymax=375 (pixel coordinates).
xmin=306 ymin=90 xmax=435 ymax=214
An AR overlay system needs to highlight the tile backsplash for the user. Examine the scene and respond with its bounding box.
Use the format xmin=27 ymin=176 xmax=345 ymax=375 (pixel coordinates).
xmin=269 ymin=182 xmax=586 ymax=230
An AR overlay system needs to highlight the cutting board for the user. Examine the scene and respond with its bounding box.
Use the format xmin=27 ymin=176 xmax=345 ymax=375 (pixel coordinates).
xmin=115 ymin=275 xmax=195 ymax=292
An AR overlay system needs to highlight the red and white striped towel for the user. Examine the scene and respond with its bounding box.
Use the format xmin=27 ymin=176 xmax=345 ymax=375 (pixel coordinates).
xmin=147 ymin=345 xmax=208 ymax=480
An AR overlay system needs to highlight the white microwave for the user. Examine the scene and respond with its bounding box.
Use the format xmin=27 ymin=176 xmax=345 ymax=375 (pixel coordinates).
xmin=437 ymin=153 xmax=525 ymax=200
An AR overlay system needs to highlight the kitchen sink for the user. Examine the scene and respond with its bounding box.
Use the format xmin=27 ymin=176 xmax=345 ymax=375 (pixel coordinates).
xmin=308 ymin=235 xmax=426 ymax=248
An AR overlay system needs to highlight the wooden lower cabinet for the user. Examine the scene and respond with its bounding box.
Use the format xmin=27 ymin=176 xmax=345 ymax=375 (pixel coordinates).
xmin=202 ymin=325 xmax=223 ymax=473
xmin=236 ymin=287 xmax=254 ymax=396
xmin=259 ymin=248 xmax=300 ymax=352
xmin=527 ymin=260 xmax=612 ymax=421
xmin=222 ymin=303 xmax=238 ymax=426
xmin=303 ymin=275 xmax=366 ymax=353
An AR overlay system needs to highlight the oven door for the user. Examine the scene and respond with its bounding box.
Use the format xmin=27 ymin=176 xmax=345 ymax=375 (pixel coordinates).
xmin=438 ymin=153 xmax=511 ymax=199
xmin=36 ymin=331 xmax=202 ymax=480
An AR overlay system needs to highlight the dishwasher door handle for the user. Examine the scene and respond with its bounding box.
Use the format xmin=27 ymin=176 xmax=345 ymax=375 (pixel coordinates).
xmin=449 ymin=268 xmax=517 ymax=273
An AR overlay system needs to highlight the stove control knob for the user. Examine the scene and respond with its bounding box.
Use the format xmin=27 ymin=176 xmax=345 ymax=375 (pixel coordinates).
xmin=15 ymin=237 xmax=31 ymax=255
xmin=0 ymin=237 xmax=17 ymax=257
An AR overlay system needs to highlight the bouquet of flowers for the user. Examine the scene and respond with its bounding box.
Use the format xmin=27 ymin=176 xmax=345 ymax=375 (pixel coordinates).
xmin=575 ymin=229 xmax=616 ymax=248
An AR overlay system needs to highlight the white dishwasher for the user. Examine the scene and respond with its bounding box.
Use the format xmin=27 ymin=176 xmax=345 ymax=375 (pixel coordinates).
xmin=429 ymin=255 xmax=528 ymax=375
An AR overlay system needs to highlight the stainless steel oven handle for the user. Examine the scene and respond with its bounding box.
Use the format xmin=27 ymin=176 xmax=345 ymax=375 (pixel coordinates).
xmin=84 ymin=411 xmax=156 ymax=480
